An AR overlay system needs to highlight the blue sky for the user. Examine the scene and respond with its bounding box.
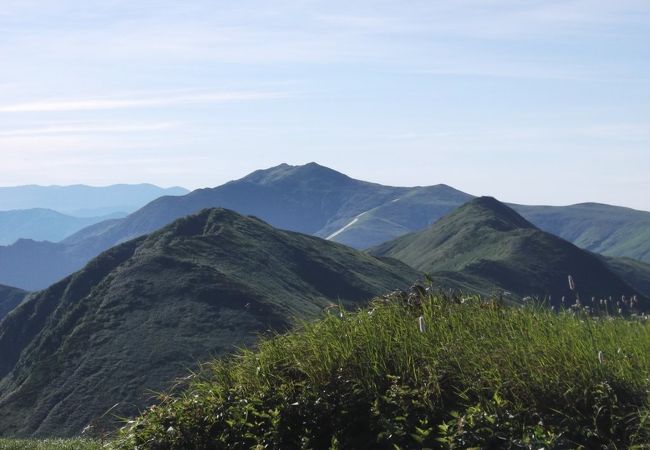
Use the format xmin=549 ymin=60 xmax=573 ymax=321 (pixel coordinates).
xmin=1 ymin=0 xmax=649 ymax=209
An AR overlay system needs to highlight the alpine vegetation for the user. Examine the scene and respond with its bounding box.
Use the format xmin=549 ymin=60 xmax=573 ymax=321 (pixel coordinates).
xmin=115 ymin=287 xmax=650 ymax=449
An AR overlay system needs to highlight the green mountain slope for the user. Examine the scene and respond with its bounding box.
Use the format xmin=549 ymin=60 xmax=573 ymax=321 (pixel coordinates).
xmin=370 ymin=197 xmax=645 ymax=304
xmin=0 ymin=208 xmax=418 ymax=438
xmin=0 ymin=285 xmax=27 ymax=321
xmin=0 ymin=209 xmax=123 ymax=246
xmin=513 ymin=203 xmax=650 ymax=262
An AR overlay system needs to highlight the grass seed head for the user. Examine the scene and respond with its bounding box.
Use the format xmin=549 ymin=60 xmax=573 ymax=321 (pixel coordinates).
xmin=418 ymin=315 xmax=426 ymax=333
xmin=568 ymin=275 xmax=576 ymax=291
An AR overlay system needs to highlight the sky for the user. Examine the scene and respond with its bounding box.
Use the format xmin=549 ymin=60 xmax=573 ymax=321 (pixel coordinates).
xmin=0 ymin=0 xmax=649 ymax=210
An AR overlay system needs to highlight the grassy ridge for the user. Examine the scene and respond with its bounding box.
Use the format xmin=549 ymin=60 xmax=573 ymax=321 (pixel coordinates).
xmin=115 ymin=290 xmax=650 ymax=449
xmin=0 ymin=208 xmax=417 ymax=438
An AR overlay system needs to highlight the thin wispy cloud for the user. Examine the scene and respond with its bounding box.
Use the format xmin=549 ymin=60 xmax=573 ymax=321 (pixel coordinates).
xmin=0 ymin=0 xmax=648 ymax=209
xmin=0 ymin=91 xmax=288 ymax=113
xmin=0 ymin=122 xmax=177 ymax=137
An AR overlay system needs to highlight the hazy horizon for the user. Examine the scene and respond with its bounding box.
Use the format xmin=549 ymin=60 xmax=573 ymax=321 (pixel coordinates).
xmin=1 ymin=1 xmax=648 ymax=209
xmin=1 ymin=161 xmax=649 ymax=212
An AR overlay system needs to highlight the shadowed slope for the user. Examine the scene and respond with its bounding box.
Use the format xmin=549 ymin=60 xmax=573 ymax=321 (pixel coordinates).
xmin=0 ymin=208 xmax=418 ymax=438
xmin=0 ymin=285 xmax=27 ymax=321
xmin=604 ymin=257 xmax=650 ymax=298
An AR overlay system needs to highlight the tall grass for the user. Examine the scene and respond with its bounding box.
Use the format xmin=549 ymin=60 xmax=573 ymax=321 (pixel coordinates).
xmin=0 ymin=438 xmax=102 ymax=450
xmin=115 ymin=290 xmax=650 ymax=449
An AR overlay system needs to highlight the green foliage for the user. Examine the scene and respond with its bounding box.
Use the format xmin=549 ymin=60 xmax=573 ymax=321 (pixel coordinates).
xmin=436 ymin=393 xmax=566 ymax=449
xmin=114 ymin=290 xmax=650 ymax=449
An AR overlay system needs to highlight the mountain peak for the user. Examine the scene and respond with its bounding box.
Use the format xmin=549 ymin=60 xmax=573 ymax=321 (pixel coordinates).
xmin=159 ymin=207 xmax=266 ymax=239
xmin=241 ymin=162 xmax=352 ymax=186
xmin=454 ymin=196 xmax=536 ymax=231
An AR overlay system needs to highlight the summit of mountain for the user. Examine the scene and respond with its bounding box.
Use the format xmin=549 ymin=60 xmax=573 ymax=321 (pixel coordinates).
xmin=240 ymin=161 xmax=354 ymax=185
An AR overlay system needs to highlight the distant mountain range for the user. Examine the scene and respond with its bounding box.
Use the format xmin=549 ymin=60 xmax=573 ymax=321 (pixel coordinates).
xmin=1 ymin=173 xmax=648 ymax=438
xmin=0 ymin=209 xmax=124 ymax=245
xmin=0 ymin=184 xmax=188 ymax=217
xmin=370 ymin=197 xmax=648 ymax=305
xmin=0 ymin=285 xmax=27 ymax=321
xmin=1 ymin=163 xmax=649 ymax=291
xmin=0 ymin=208 xmax=417 ymax=437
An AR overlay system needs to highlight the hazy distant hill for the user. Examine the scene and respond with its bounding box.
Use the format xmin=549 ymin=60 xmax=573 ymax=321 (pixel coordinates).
xmin=314 ymin=184 xmax=473 ymax=248
xmin=0 ymin=238 xmax=97 ymax=291
xmin=1 ymin=163 xmax=649 ymax=290
xmin=0 ymin=209 xmax=123 ymax=245
xmin=0 ymin=285 xmax=27 ymax=321
xmin=604 ymin=256 xmax=650 ymax=298
xmin=370 ymin=197 xmax=646 ymax=304
xmin=513 ymin=203 xmax=650 ymax=263
xmin=0 ymin=184 xmax=188 ymax=216
xmin=0 ymin=208 xmax=418 ymax=437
